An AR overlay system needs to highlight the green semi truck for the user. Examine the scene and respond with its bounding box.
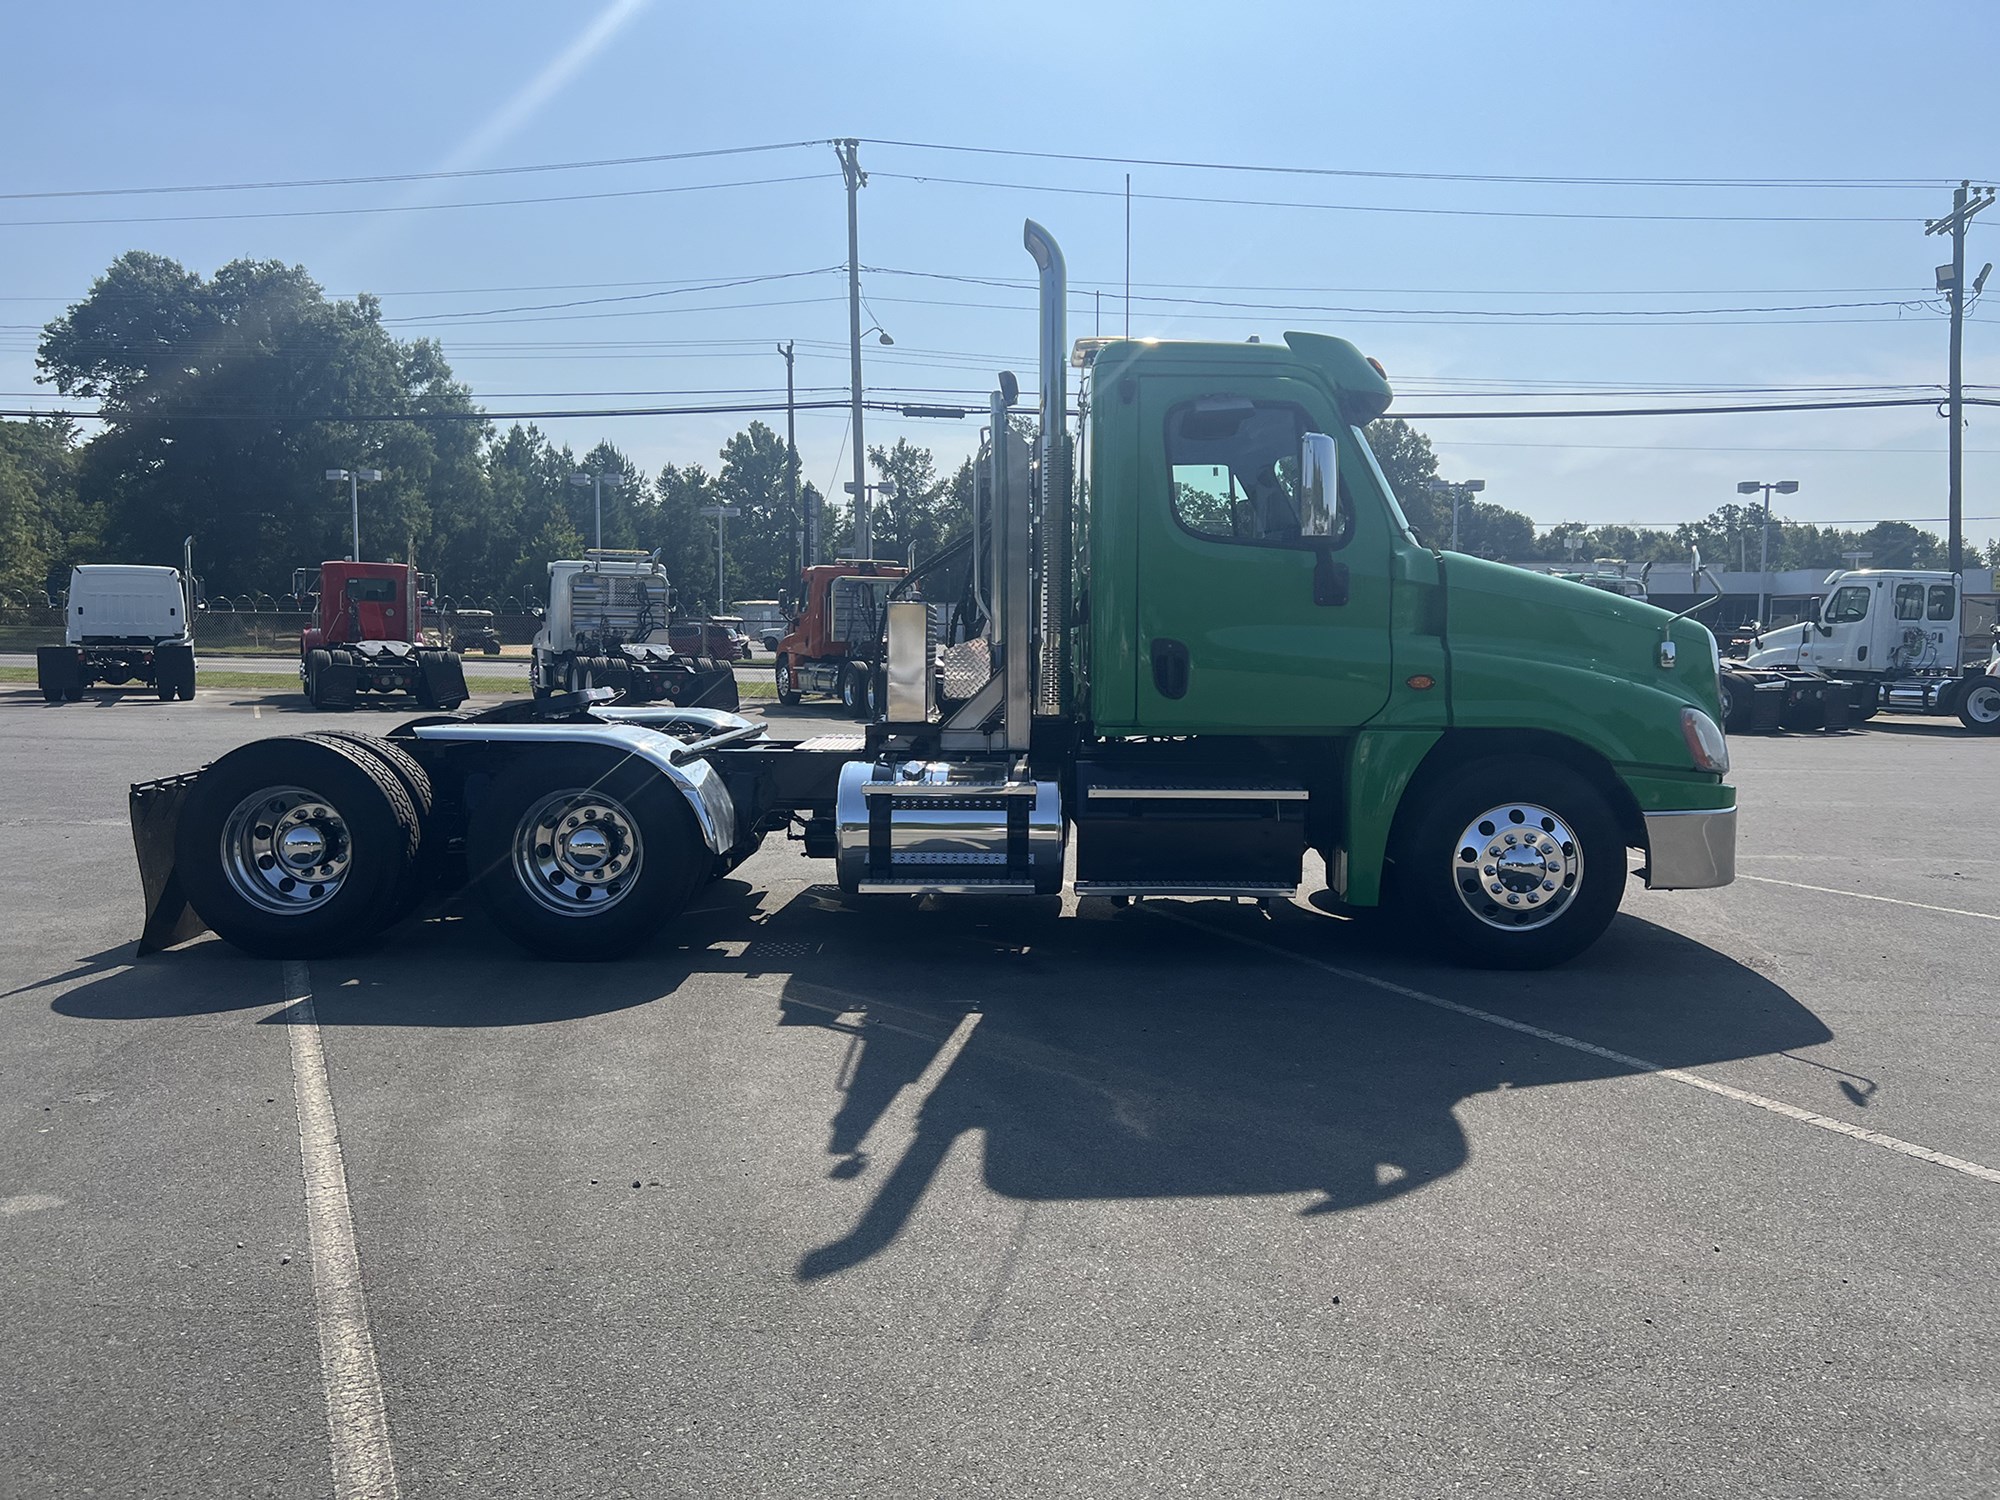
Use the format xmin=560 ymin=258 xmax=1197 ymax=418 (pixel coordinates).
xmin=130 ymin=220 xmax=1734 ymax=970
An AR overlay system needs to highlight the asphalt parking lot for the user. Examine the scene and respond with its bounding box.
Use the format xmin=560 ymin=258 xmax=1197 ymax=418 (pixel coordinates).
xmin=2 ymin=680 xmax=1994 ymax=1499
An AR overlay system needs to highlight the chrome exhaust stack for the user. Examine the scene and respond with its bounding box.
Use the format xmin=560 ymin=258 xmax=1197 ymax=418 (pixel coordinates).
xmin=1024 ymin=220 xmax=1069 ymax=722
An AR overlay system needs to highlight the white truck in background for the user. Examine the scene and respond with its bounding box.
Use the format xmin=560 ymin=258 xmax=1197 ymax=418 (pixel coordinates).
xmin=1725 ymin=568 xmax=2000 ymax=733
xmin=37 ymin=543 xmax=199 ymax=703
xmin=529 ymin=550 xmax=739 ymax=710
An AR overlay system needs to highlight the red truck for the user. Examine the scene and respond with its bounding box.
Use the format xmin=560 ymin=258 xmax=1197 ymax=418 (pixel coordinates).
xmin=773 ymin=561 xmax=908 ymax=714
xmin=298 ymin=561 xmax=468 ymax=710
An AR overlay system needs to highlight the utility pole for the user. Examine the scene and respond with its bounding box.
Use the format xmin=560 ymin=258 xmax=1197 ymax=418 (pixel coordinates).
xmin=837 ymin=138 xmax=870 ymax=556
xmin=1925 ymin=180 xmax=1995 ymax=574
xmin=778 ymin=341 xmax=801 ymax=572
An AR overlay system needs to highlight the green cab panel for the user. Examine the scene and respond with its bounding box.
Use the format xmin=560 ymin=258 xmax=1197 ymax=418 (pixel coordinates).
xmin=1441 ymin=554 xmax=1726 ymax=771
xmin=1108 ymin=357 xmax=1396 ymax=735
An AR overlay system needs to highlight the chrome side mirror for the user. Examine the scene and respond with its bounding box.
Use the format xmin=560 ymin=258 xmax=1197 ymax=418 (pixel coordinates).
xmin=1299 ymin=431 xmax=1339 ymax=540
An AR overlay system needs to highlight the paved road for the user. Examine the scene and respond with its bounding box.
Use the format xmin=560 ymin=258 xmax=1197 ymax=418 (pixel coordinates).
xmin=1 ymin=684 xmax=1993 ymax=1497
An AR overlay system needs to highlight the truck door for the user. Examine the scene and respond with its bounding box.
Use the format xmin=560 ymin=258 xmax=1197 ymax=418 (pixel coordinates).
xmin=1132 ymin=378 xmax=1393 ymax=732
xmin=1815 ymin=579 xmax=1877 ymax=671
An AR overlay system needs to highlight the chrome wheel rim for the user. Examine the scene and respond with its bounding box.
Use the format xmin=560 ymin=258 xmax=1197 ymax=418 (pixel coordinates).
xmin=1965 ymin=684 xmax=2000 ymax=724
xmin=221 ymin=785 xmax=353 ymax=914
xmin=1450 ymin=802 xmax=1581 ymax=932
xmin=513 ymin=787 xmax=642 ymax=917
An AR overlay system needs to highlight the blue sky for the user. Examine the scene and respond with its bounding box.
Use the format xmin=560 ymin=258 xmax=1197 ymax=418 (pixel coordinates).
xmin=4 ymin=0 xmax=1995 ymax=543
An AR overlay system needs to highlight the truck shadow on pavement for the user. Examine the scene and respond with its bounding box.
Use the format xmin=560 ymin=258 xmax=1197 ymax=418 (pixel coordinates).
xmin=49 ymin=880 xmax=1832 ymax=1283
xmin=740 ymin=892 xmax=1833 ymax=1280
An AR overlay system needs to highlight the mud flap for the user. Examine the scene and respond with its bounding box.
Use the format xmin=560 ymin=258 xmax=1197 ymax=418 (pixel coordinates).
xmin=36 ymin=646 xmax=82 ymax=697
xmin=679 ymin=664 xmax=740 ymax=711
xmin=419 ymin=650 xmax=469 ymax=709
xmin=130 ymin=772 xmax=209 ymax=953
xmin=317 ymin=657 xmax=359 ymax=709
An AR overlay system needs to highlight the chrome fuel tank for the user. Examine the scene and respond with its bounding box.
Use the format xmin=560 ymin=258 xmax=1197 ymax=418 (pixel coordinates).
xmin=834 ymin=759 xmax=1063 ymax=896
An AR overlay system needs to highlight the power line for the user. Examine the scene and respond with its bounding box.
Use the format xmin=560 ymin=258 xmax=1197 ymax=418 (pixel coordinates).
xmin=0 ymin=173 xmax=835 ymax=229
xmin=0 ymin=140 xmax=826 ymax=201
xmin=858 ymin=138 xmax=1965 ymax=191
xmin=871 ymin=170 xmax=1939 ymax=225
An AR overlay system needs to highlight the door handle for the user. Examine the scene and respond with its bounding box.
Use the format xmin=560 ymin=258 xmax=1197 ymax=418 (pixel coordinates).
xmin=1150 ymin=637 xmax=1190 ymax=699
xmin=1313 ymin=550 xmax=1350 ymax=607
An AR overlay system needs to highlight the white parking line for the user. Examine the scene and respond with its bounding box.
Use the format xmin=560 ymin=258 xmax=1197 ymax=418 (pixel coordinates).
xmin=1161 ymin=913 xmax=2000 ymax=1187
xmin=1736 ymin=873 xmax=2000 ymax=923
xmin=282 ymin=960 xmax=401 ymax=1500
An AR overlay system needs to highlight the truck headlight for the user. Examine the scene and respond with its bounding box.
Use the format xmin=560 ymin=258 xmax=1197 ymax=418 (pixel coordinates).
xmin=1680 ymin=706 xmax=1730 ymax=774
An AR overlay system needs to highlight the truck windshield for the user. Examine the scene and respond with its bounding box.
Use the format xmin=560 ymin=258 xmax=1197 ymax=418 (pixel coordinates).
xmin=1350 ymin=426 xmax=1419 ymax=544
xmin=345 ymin=579 xmax=397 ymax=602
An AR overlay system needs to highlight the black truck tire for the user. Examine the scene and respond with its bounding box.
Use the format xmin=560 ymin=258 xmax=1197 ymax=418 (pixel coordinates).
xmin=775 ymin=655 xmax=801 ymax=706
xmin=1389 ymin=755 xmax=1626 ymax=970
xmin=175 ymin=735 xmax=421 ymax=957
xmin=839 ymin=662 xmax=863 ymax=715
xmin=302 ymin=732 xmax=437 ymax=927
xmin=1955 ymin=674 xmax=2000 ymax=733
xmin=1717 ymin=674 xmax=1751 ymax=734
xmin=468 ymin=747 xmax=710 ymax=959
xmin=305 ymin=648 xmax=332 ymax=708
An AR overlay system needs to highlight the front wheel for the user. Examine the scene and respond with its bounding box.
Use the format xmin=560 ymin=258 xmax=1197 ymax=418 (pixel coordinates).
xmin=468 ymin=748 xmax=711 ymax=959
xmin=1956 ymin=674 xmax=2000 ymax=733
xmin=838 ymin=662 xmax=863 ymax=716
xmin=1389 ymin=757 xmax=1626 ymax=970
xmin=775 ymin=655 xmax=801 ymax=706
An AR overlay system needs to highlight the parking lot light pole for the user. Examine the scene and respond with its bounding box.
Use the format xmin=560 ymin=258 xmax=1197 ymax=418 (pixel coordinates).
xmin=325 ymin=467 xmax=383 ymax=561
xmin=569 ymin=472 xmax=621 ymax=551
xmin=698 ymin=504 xmax=741 ymax=614
xmin=1737 ymin=480 xmax=1798 ymax=626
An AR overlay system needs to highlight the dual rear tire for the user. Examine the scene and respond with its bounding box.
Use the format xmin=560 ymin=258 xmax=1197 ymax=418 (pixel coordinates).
xmin=465 ymin=748 xmax=710 ymax=959
xmin=175 ymin=735 xmax=424 ymax=957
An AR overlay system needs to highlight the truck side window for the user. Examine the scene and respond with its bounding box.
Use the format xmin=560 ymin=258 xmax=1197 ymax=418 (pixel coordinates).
xmin=1825 ymin=585 xmax=1871 ymax=623
xmin=1165 ymin=397 xmax=1351 ymax=548
xmin=1928 ymin=584 xmax=1956 ymax=621
xmin=1894 ymin=583 xmax=1924 ymax=621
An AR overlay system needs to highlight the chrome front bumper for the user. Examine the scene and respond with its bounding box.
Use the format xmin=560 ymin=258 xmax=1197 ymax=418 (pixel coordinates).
xmin=1642 ymin=806 xmax=1737 ymax=890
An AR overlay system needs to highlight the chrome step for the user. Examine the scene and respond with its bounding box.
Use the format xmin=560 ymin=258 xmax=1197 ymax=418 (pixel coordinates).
xmin=855 ymin=878 xmax=1039 ymax=896
xmin=1073 ymin=879 xmax=1297 ymax=899
xmin=1083 ymin=781 xmax=1308 ymax=802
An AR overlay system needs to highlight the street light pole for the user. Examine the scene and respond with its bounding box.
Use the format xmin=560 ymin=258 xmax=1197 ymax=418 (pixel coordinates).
xmin=698 ymin=504 xmax=741 ymax=615
xmin=325 ymin=467 xmax=383 ymax=560
xmin=1737 ymin=479 xmax=1798 ymax=626
xmin=569 ymin=472 xmax=620 ymax=551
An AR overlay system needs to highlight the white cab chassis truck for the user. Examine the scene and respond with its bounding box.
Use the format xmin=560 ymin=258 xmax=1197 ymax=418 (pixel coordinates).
xmin=530 ymin=552 xmax=738 ymax=711
xmin=1724 ymin=569 xmax=2000 ymax=733
xmin=38 ymin=553 xmax=198 ymax=703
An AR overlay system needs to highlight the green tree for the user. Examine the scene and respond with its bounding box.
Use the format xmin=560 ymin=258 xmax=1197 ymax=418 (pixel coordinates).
xmin=714 ymin=422 xmax=795 ymax=601
xmin=38 ymin=251 xmax=486 ymax=595
xmin=653 ymin=462 xmax=718 ymax=613
xmin=1362 ymin=417 xmax=1443 ymax=539
xmin=867 ymin=437 xmax=962 ymax=563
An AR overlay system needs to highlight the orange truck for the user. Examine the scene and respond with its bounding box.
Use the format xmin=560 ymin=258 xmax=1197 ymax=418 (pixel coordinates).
xmin=298 ymin=560 xmax=468 ymax=710
xmin=772 ymin=561 xmax=908 ymax=715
